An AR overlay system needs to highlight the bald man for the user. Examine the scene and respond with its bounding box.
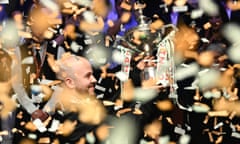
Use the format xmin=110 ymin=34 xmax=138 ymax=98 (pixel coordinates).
xmin=42 ymin=54 xmax=108 ymax=143
xmin=56 ymin=54 xmax=97 ymax=96
xmin=44 ymin=54 xmax=97 ymax=113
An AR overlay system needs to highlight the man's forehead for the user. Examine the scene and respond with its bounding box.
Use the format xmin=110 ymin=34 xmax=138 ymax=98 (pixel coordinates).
xmin=61 ymin=55 xmax=88 ymax=65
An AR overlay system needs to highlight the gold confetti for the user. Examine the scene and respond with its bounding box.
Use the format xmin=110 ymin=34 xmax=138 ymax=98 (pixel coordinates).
xmin=56 ymin=120 xmax=77 ymax=136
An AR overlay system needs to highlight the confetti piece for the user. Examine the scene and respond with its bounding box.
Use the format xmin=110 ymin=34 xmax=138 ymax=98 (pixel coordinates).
xmin=156 ymin=99 xmax=174 ymax=111
xmin=158 ymin=135 xmax=170 ymax=144
xmin=32 ymin=118 xmax=47 ymax=133
xmin=172 ymin=5 xmax=188 ymax=12
xmin=179 ymin=134 xmax=191 ymax=144
xmin=214 ymin=122 xmax=224 ymax=130
xmin=108 ymin=117 xmax=138 ymax=144
xmin=48 ymin=119 xmax=60 ymax=132
xmin=175 ymin=62 xmax=199 ymax=81
xmin=203 ymin=90 xmax=221 ymax=99
xmin=191 ymin=9 xmax=204 ymax=19
xmin=85 ymin=46 xmax=109 ymax=68
xmin=120 ymin=79 xmax=134 ymax=102
xmin=201 ymin=37 xmax=210 ymax=43
xmin=0 ymin=130 xmax=8 ymax=136
xmin=192 ymin=102 xmax=210 ymax=113
xmin=22 ymin=56 xmax=34 ymax=64
xmin=0 ymin=83 xmax=17 ymax=118
xmin=77 ymin=97 xmax=107 ymax=125
xmin=0 ymin=0 xmax=9 ymax=4
xmin=134 ymin=88 xmax=158 ymax=102
xmin=174 ymin=126 xmax=186 ymax=135
xmin=82 ymin=11 xmax=96 ymax=23
xmin=114 ymin=105 xmax=123 ymax=111
xmin=40 ymin=0 xmax=59 ymax=12
xmin=231 ymin=132 xmax=240 ymax=138
xmin=28 ymin=133 xmax=37 ymax=140
xmin=0 ymin=20 xmax=20 ymax=48
xmin=115 ymin=71 xmax=128 ymax=82
xmin=222 ymin=23 xmax=240 ymax=44
xmin=208 ymin=110 xmax=229 ymax=117
xmin=73 ymin=0 xmax=92 ymax=7
xmin=103 ymin=100 xmax=115 ymax=106
xmin=139 ymin=139 xmax=148 ymax=144
xmin=112 ymin=50 xmax=125 ymax=64
xmin=198 ymin=69 xmax=221 ymax=90
xmin=96 ymin=94 xmax=104 ymax=99
xmin=228 ymin=45 xmax=240 ymax=63
xmin=95 ymin=85 xmax=106 ymax=92
xmin=38 ymin=137 xmax=51 ymax=144
xmin=25 ymin=66 xmax=31 ymax=74
xmin=199 ymin=0 xmax=219 ymax=16
xmin=70 ymin=41 xmax=83 ymax=53
xmin=86 ymin=132 xmax=96 ymax=143
xmin=203 ymin=91 xmax=213 ymax=99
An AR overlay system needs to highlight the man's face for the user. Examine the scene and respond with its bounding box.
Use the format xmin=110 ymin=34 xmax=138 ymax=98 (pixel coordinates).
xmin=73 ymin=59 xmax=97 ymax=96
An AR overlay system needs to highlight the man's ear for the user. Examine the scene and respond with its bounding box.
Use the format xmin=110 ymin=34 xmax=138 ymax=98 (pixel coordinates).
xmin=65 ymin=78 xmax=76 ymax=88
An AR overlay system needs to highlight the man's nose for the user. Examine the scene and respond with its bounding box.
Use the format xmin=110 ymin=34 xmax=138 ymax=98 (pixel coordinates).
xmin=91 ymin=75 xmax=97 ymax=83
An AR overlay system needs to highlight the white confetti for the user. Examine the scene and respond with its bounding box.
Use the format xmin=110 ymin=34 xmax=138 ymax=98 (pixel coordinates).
xmin=175 ymin=63 xmax=199 ymax=81
xmin=199 ymin=0 xmax=219 ymax=16
xmin=198 ymin=69 xmax=221 ymax=90
xmin=28 ymin=133 xmax=37 ymax=140
xmin=228 ymin=45 xmax=240 ymax=63
xmin=40 ymin=0 xmax=59 ymax=12
xmin=231 ymin=132 xmax=240 ymax=138
xmin=179 ymin=134 xmax=191 ymax=144
xmin=86 ymin=132 xmax=96 ymax=143
xmin=172 ymin=5 xmax=188 ymax=12
xmin=48 ymin=119 xmax=60 ymax=132
xmin=112 ymin=49 xmax=125 ymax=64
xmin=95 ymin=85 xmax=106 ymax=92
xmin=222 ymin=23 xmax=240 ymax=44
xmin=191 ymin=9 xmax=204 ymax=19
xmin=85 ymin=46 xmax=109 ymax=68
xmin=201 ymin=37 xmax=210 ymax=43
xmin=40 ymin=79 xmax=54 ymax=85
xmin=96 ymin=94 xmax=104 ymax=99
xmin=192 ymin=103 xmax=210 ymax=113
xmin=57 ymin=110 xmax=64 ymax=116
xmin=203 ymin=91 xmax=212 ymax=99
xmin=108 ymin=117 xmax=137 ymax=144
xmin=0 ymin=20 xmax=20 ymax=48
xmin=72 ymin=0 xmax=92 ymax=7
xmin=84 ymin=39 xmax=93 ymax=45
xmin=211 ymin=91 xmax=221 ymax=99
xmin=82 ymin=11 xmax=96 ymax=23
xmin=33 ymin=118 xmax=47 ymax=133
xmin=115 ymin=71 xmax=128 ymax=82
xmin=70 ymin=41 xmax=82 ymax=53
xmin=114 ymin=105 xmax=123 ymax=111
xmin=158 ymin=135 xmax=170 ymax=144
xmin=22 ymin=56 xmax=34 ymax=64
xmin=214 ymin=122 xmax=224 ymax=130
xmin=134 ymin=88 xmax=158 ymax=102
xmin=0 ymin=0 xmax=9 ymax=4
xmin=203 ymin=90 xmax=221 ymax=99
xmin=139 ymin=139 xmax=148 ymax=144
xmin=32 ymin=93 xmax=44 ymax=103
xmin=174 ymin=126 xmax=186 ymax=135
